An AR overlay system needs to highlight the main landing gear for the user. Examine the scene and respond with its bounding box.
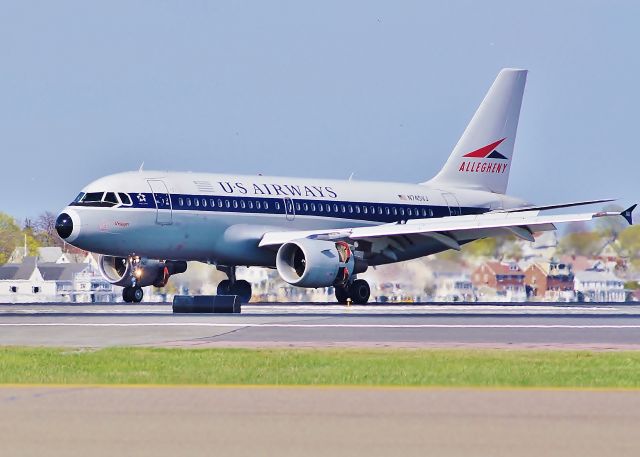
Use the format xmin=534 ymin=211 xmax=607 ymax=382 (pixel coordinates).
xmin=123 ymin=286 xmax=144 ymax=303
xmin=216 ymin=266 xmax=252 ymax=303
xmin=334 ymin=279 xmax=371 ymax=305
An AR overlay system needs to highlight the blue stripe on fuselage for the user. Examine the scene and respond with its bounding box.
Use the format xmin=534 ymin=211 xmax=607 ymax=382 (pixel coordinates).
xmin=73 ymin=192 xmax=489 ymax=223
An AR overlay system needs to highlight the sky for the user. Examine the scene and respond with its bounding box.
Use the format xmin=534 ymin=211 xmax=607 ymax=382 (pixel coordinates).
xmin=1 ymin=0 xmax=639 ymax=222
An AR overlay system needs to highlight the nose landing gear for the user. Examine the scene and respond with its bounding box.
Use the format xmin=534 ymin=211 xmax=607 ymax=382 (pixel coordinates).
xmin=123 ymin=286 xmax=144 ymax=303
xmin=335 ymin=279 xmax=371 ymax=305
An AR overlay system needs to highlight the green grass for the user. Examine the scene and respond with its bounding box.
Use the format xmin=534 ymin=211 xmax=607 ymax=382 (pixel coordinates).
xmin=1 ymin=347 xmax=639 ymax=388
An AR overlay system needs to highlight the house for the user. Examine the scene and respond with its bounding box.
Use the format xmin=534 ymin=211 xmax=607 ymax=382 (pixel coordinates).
xmin=426 ymin=259 xmax=475 ymax=302
xmin=0 ymin=256 xmax=115 ymax=303
xmin=573 ymin=270 xmax=626 ymax=302
xmin=524 ymin=260 xmax=575 ymax=301
xmin=472 ymin=261 xmax=526 ymax=301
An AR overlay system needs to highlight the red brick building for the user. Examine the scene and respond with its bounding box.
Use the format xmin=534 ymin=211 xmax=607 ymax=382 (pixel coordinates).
xmin=524 ymin=261 xmax=574 ymax=298
xmin=472 ymin=262 xmax=525 ymax=293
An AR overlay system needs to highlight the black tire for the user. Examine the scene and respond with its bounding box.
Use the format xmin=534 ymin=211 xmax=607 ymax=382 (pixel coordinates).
xmin=233 ymin=280 xmax=252 ymax=303
xmin=349 ymin=279 xmax=370 ymax=305
xmin=122 ymin=287 xmax=133 ymax=303
xmin=334 ymin=286 xmax=349 ymax=304
xmin=132 ymin=287 xmax=144 ymax=303
xmin=217 ymin=279 xmax=231 ymax=295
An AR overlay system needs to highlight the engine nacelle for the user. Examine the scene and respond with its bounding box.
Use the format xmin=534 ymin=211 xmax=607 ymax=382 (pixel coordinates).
xmin=276 ymin=239 xmax=366 ymax=288
xmin=98 ymin=255 xmax=187 ymax=288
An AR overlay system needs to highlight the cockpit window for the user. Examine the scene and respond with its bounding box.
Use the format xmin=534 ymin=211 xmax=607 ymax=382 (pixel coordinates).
xmin=73 ymin=193 xmax=85 ymax=203
xmin=103 ymin=192 xmax=119 ymax=205
xmin=118 ymin=193 xmax=132 ymax=206
xmin=83 ymin=192 xmax=104 ymax=203
xmin=71 ymin=191 xmax=118 ymax=208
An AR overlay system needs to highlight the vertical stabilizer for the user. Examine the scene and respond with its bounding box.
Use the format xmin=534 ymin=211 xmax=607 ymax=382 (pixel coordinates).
xmin=426 ymin=68 xmax=527 ymax=194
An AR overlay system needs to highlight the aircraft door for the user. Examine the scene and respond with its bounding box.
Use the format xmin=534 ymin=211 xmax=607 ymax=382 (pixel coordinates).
xmin=441 ymin=192 xmax=461 ymax=216
xmin=147 ymin=179 xmax=173 ymax=225
xmin=283 ymin=197 xmax=295 ymax=221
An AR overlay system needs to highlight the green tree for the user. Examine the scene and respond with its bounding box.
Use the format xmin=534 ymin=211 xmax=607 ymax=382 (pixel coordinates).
xmin=462 ymin=238 xmax=498 ymax=258
xmin=0 ymin=212 xmax=40 ymax=264
xmin=557 ymin=231 xmax=603 ymax=257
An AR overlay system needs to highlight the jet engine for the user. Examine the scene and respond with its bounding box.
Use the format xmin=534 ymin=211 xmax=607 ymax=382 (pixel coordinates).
xmin=98 ymin=255 xmax=187 ymax=288
xmin=276 ymin=239 xmax=367 ymax=288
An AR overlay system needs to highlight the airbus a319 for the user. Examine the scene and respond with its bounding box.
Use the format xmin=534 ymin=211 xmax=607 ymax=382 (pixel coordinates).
xmin=55 ymin=69 xmax=634 ymax=303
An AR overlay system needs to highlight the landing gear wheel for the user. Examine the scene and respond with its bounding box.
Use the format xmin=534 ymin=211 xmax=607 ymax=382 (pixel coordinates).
xmin=132 ymin=286 xmax=144 ymax=303
xmin=334 ymin=286 xmax=349 ymax=304
xmin=217 ymin=279 xmax=231 ymax=295
xmin=232 ymin=280 xmax=252 ymax=303
xmin=349 ymin=279 xmax=371 ymax=305
xmin=122 ymin=287 xmax=133 ymax=303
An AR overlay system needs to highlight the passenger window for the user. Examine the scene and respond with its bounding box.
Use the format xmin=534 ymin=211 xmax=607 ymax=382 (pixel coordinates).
xmin=318 ymin=204 xmax=323 ymax=212
xmin=248 ymin=201 xmax=254 ymax=209
xmin=194 ymin=199 xmax=200 ymax=207
xmin=363 ymin=206 xmax=368 ymax=214
xmin=310 ymin=203 xmax=316 ymax=212
xmin=274 ymin=201 xmax=280 ymax=210
xmin=202 ymin=199 xmax=207 ymax=207
xmin=333 ymin=204 xmax=338 ymax=212
xmin=340 ymin=204 xmax=346 ymax=213
xmin=421 ymin=208 xmax=427 ymax=217
xmin=429 ymin=208 xmax=434 ymax=217
xmin=385 ymin=207 xmax=390 ymax=215
xmin=325 ymin=203 xmax=331 ymax=212
xmin=240 ymin=200 xmax=246 ymax=209
xmin=178 ymin=198 xmax=184 ymax=206
xmin=256 ymin=201 xmax=262 ymax=209
xmin=348 ymin=205 xmax=353 ymax=213
xmin=186 ymin=198 xmax=192 ymax=207
xmin=377 ymin=206 xmax=382 ymax=215
xmin=210 ymin=199 xmax=215 ymax=207
xmin=400 ymin=208 xmax=405 ymax=216
xmin=233 ymin=200 xmax=238 ymax=208
xmin=355 ymin=205 xmax=361 ymax=214
xmin=393 ymin=207 xmax=398 ymax=215
xmin=303 ymin=203 xmax=308 ymax=212
xmin=225 ymin=200 xmax=230 ymax=208
xmin=264 ymin=201 xmax=269 ymax=210
xmin=295 ymin=203 xmax=301 ymax=211
xmin=217 ymin=199 xmax=223 ymax=207
xmin=407 ymin=208 xmax=412 ymax=216
xmin=118 ymin=193 xmax=132 ymax=205
xmin=370 ymin=206 xmax=375 ymax=214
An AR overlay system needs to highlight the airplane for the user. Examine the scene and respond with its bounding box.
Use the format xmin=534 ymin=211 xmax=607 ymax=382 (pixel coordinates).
xmin=54 ymin=68 xmax=635 ymax=304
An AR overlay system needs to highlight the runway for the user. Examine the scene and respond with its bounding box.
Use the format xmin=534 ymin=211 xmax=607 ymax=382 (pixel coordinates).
xmin=1 ymin=385 xmax=639 ymax=457
xmin=2 ymin=302 xmax=640 ymax=348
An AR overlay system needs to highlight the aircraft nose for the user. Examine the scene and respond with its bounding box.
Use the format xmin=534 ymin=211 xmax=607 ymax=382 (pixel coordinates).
xmin=55 ymin=213 xmax=74 ymax=239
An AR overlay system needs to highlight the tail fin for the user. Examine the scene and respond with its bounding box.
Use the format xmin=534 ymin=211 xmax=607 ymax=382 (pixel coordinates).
xmin=426 ymin=68 xmax=527 ymax=194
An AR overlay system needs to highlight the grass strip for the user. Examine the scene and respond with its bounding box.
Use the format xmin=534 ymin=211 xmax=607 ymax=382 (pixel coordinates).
xmin=0 ymin=347 xmax=639 ymax=388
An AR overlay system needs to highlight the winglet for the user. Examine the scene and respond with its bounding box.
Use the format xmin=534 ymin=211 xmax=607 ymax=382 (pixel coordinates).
xmin=621 ymin=204 xmax=636 ymax=225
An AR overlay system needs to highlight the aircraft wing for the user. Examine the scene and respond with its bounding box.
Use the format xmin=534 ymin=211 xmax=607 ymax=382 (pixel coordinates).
xmin=259 ymin=205 xmax=636 ymax=249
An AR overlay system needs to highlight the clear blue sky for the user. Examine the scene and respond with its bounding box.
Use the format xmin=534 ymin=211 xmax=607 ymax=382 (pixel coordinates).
xmin=1 ymin=1 xmax=638 ymax=221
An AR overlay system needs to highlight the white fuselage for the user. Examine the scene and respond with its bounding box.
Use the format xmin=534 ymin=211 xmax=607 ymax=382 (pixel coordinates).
xmin=59 ymin=171 xmax=528 ymax=267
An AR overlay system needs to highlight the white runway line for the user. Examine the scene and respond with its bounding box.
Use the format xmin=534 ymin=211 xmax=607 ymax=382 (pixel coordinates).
xmin=1 ymin=323 xmax=640 ymax=329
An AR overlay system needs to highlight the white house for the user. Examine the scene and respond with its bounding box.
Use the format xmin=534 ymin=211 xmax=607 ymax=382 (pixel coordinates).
xmin=574 ymin=270 xmax=626 ymax=302
xmin=0 ymin=256 xmax=115 ymax=303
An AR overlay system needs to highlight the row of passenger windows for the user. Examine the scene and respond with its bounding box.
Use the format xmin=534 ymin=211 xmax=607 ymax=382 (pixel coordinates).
xmin=175 ymin=196 xmax=435 ymax=218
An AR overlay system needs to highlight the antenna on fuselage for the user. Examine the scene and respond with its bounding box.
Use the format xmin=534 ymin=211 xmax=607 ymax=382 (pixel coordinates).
xmin=348 ymin=172 xmax=355 ymax=181
xmin=138 ymin=162 xmax=145 ymax=172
